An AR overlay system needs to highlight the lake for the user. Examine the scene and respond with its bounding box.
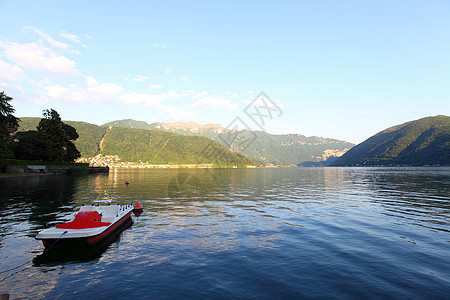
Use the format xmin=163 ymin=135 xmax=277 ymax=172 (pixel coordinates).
xmin=0 ymin=167 xmax=449 ymax=299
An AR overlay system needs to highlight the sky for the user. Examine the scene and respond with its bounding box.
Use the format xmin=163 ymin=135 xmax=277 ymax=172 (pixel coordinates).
xmin=0 ymin=1 xmax=449 ymax=144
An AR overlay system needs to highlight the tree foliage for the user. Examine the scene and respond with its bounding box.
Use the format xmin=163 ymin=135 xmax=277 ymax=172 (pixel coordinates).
xmin=10 ymin=131 xmax=51 ymax=161
xmin=13 ymin=109 xmax=81 ymax=162
xmin=0 ymin=91 xmax=20 ymax=158
xmin=36 ymin=109 xmax=68 ymax=161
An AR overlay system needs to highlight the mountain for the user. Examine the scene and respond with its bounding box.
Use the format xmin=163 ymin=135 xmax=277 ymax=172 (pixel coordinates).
xmin=103 ymin=119 xmax=226 ymax=139
xmin=214 ymin=130 xmax=352 ymax=165
xmin=104 ymin=120 xmax=354 ymax=165
xmin=16 ymin=118 xmax=253 ymax=167
xmin=104 ymin=119 xmax=159 ymax=131
xmin=331 ymin=115 xmax=450 ymax=166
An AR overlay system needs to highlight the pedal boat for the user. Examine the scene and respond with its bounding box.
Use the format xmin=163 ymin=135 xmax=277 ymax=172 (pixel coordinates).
xmin=36 ymin=204 xmax=134 ymax=249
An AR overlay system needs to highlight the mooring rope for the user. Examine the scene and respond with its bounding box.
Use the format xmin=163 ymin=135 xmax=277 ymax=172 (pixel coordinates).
xmin=0 ymin=230 xmax=68 ymax=282
xmin=43 ymin=230 xmax=68 ymax=253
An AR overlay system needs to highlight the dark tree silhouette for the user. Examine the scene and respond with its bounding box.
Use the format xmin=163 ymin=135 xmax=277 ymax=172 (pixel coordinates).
xmin=13 ymin=108 xmax=81 ymax=162
xmin=0 ymin=91 xmax=20 ymax=158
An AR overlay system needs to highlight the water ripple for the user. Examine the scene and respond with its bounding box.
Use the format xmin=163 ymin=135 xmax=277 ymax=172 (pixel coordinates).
xmin=1 ymin=167 xmax=449 ymax=299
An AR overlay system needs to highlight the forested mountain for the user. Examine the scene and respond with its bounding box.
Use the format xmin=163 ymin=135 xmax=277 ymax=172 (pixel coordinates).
xmin=331 ymin=115 xmax=450 ymax=166
xmin=17 ymin=118 xmax=253 ymax=166
xmin=18 ymin=115 xmax=449 ymax=166
xmin=104 ymin=119 xmax=354 ymax=165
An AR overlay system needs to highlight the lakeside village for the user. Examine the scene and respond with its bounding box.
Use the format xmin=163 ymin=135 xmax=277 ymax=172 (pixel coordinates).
xmin=76 ymin=154 xmax=259 ymax=169
xmin=75 ymin=149 xmax=350 ymax=170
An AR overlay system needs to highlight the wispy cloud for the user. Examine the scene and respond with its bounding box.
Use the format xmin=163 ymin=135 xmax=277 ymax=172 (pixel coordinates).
xmin=0 ymin=28 xmax=242 ymax=120
xmin=225 ymin=91 xmax=238 ymax=98
xmin=59 ymin=31 xmax=88 ymax=48
xmin=0 ymin=60 xmax=26 ymax=83
xmin=43 ymin=76 xmax=123 ymax=103
xmin=133 ymin=75 xmax=150 ymax=82
xmin=23 ymin=26 xmax=69 ymax=50
xmin=0 ymin=41 xmax=79 ymax=78
xmin=192 ymin=95 xmax=238 ymax=110
xmin=158 ymin=104 xmax=195 ymax=121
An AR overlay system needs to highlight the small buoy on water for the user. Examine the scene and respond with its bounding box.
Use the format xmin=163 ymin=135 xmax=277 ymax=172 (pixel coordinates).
xmin=133 ymin=202 xmax=143 ymax=217
xmin=133 ymin=202 xmax=143 ymax=211
xmin=125 ymin=181 xmax=130 ymax=185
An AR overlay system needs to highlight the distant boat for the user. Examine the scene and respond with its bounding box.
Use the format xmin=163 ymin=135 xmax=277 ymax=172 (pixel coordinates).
xmin=36 ymin=204 xmax=134 ymax=249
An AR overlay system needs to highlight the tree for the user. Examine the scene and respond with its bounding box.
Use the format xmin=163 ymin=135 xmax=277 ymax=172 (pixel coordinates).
xmin=37 ymin=109 xmax=68 ymax=161
xmin=64 ymin=141 xmax=81 ymax=161
xmin=0 ymin=91 xmax=20 ymax=158
xmin=12 ymin=108 xmax=81 ymax=162
xmin=35 ymin=109 xmax=81 ymax=162
xmin=62 ymin=121 xmax=81 ymax=161
xmin=10 ymin=131 xmax=51 ymax=161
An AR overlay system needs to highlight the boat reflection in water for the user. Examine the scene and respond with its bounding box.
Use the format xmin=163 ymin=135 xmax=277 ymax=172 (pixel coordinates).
xmin=33 ymin=217 xmax=133 ymax=265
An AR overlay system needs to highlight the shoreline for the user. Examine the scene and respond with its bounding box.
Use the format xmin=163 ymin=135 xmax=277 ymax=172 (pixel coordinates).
xmin=0 ymin=172 xmax=61 ymax=179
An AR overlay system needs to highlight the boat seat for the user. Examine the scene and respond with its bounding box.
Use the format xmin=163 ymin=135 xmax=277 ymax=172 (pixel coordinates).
xmin=105 ymin=206 xmax=119 ymax=216
xmin=80 ymin=205 xmax=95 ymax=211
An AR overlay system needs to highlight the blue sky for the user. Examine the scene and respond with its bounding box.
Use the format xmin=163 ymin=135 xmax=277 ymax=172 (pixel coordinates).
xmin=0 ymin=1 xmax=449 ymax=143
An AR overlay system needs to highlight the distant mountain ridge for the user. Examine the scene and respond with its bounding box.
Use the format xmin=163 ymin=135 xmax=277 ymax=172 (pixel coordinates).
xmin=17 ymin=116 xmax=449 ymax=167
xmin=17 ymin=118 xmax=253 ymax=167
xmin=104 ymin=119 xmax=226 ymax=139
xmin=157 ymin=121 xmax=226 ymax=133
xmin=331 ymin=115 xmax=450 ymax=166
xmin=103 ymin=119 xmax=354 ymax=165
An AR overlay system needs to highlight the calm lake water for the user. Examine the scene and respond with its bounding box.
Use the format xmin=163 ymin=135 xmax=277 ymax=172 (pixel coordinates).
xmin=0 ymin=167 xmax=449 ymax=299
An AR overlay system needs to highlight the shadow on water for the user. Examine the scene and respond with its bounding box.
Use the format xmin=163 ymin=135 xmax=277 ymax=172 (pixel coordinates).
xmin=33 ymin=217 xmax=133 ymax=266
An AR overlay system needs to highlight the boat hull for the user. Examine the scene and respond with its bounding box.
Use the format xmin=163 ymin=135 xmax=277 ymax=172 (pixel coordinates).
xmin=86 ymin=211 xmax=132 ymax=245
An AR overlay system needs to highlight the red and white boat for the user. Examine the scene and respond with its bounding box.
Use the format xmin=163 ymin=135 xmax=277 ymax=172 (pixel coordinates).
xmin=36 ymin=204 xmax=136 ymax=249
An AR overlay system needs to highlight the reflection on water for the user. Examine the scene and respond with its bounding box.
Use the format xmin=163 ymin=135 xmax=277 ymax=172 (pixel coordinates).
xmin=0 ymin=167 xmax=449 ymax=299
xmin=0 ymin=175 xmax=78 ymax=239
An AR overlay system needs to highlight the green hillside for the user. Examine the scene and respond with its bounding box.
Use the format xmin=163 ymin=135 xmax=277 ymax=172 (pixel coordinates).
xmin=105 ymin=119 xmax=354 ymax=165
xmin=331 ymin=115 xmax=450 ymax=166
xmin=19 ymin=117 xmax=107 ymax=157
xmin=100 ymin=127 xmax=252 ymax=166
xmin=214 ymin=130 xmax=353 ymax=165
xmin=17 ymin=118 xmax=253 ymax=166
